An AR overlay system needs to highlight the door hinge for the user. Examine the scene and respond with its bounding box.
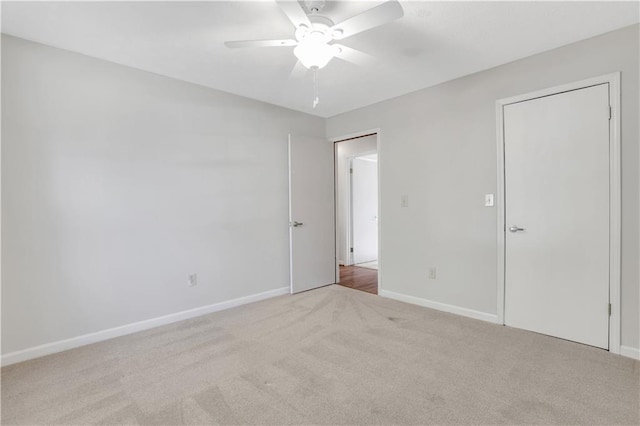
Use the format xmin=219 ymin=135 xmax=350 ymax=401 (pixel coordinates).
xmin=608 ymin=303 xmax=612 ymax=316
xmin=609 ymin=106 xmax=612 ymax=120
xmin=350 ymin=168 xmax=353 ymax=174
xmin=350 ymin=247 xmax=353 ymax=253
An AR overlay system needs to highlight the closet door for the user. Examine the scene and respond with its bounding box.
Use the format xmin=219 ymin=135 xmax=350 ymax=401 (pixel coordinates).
xmin=503 ymin=84 xmax=610 ymax=349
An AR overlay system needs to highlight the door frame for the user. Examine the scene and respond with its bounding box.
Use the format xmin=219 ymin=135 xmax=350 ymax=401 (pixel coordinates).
xmin=331 ymin=129 xmax=381 ymax=293
xmin=348 ymin=152 xmax=378 ymax=266
xmin=495 ymin=72 xmax=621 ymax=354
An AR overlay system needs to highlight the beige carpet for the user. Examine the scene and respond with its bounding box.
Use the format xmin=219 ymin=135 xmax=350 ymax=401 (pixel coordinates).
xmin=2 ymin=285 xmax=639 ymax=425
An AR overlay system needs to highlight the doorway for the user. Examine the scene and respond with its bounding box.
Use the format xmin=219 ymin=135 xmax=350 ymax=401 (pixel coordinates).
xmin=496 ymin=73 xmax=621 ymax=352
xmin=334 ymin=133 xmax=379 ymax=295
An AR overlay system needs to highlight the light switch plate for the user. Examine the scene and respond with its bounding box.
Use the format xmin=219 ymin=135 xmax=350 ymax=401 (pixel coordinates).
xmin=484 ymin=194 xmax=494 ymax=207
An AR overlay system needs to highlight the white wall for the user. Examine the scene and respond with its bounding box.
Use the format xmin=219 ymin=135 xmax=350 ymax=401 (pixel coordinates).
xmin=327 ymin=25 xmax=640 ymax=350
xmin=334 ymin=135 xmax=377 ymax=265
xmin=1 ymin=35 xmax=325 ymax=355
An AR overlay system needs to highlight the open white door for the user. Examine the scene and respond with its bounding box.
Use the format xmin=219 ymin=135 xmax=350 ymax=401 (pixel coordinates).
xmin=288 ymin=134 xmax=336 ymax=294
xmin=352 ymin=156 xmax=378 ymax=265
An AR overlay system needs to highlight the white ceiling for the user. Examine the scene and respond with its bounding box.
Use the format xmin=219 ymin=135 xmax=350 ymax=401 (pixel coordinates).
xmin=2 ymin=1 xmax=638 ymax=117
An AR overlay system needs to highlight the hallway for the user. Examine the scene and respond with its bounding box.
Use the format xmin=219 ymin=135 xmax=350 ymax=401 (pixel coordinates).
xmin=338 ymin=265 xmax=378 ymax=295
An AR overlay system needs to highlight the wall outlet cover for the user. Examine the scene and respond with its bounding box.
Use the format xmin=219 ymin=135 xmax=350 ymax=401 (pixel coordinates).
xmin=485 ymin=193 xmax=494 ymax=207
xmin=188 ymin=274 xmax=198 ymax=287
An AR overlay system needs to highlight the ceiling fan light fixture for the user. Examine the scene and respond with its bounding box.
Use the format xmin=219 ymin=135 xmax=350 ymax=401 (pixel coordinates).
xmin=294 ymin=39 xmax=336 ymax=69
xmin=294 ymin=24 xmax=309 ymax=41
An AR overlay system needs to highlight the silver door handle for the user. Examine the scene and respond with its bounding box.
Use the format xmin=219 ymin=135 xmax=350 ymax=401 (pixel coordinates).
xmin=291 ymin=221 xmax=304 ymax=227
xmin=509 ymin=225 xmax=525 ymax=233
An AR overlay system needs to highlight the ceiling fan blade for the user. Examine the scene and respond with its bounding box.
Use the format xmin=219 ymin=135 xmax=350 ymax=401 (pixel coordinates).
xmin=333 ymin=45 xmax=375 ymax=67
xmin=224 ymin=39 xmax=298 ymax=48
xmin=275 ymin=0 xmax=312 ymax=29
xmin=289 ymin=60 xmax=309 ymax=79
xmin=330 ymin=0 xmax=404 ymax=40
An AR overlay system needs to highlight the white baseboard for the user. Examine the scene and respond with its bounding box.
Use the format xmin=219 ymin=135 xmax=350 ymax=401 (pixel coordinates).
xmin=1 ymin=286 xmax=289 ymax=367
xmin=620 ymin=345 xmax=640 ymax=360
xmin=379 ymin=289 xmax=499 ymax=324
xmin=380 ymin=290 xmax=639 ymax=360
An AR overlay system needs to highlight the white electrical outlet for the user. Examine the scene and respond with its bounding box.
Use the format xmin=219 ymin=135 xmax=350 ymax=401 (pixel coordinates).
xmin=188 ymin=274 xmax=197 ymax=287
xmin=401 ymin=195 xmax=409 ymax=207
xmin=428 ymin=267 xmax=436 ymax=279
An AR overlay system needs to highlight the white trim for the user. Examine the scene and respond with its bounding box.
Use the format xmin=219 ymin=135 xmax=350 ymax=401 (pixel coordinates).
xmin=334 ymin=142 xmax=341 ymax=281
xmin=330 ymin=128 xmax=380 ymax=144
xmin=620 ymin=346 xmax=640 ymax=360
xmin=607 ymin=74 xmax=622 ymax=355
xmin=376 ymin=131 xmax=382 ymax=294
xmin=497 ymin=74 xmax=618 ymax=106
xmin=495 ymin=100 xmax=506 ymax=326
xmin=1 ymin=287 xmax=289 ymax=367
xmin=287 ymin=134 xmax=294 ymax=294
xmin=342 ymin=157 xmax=355 ymax=265
xmin=495 ymin=72 xmax=622 ymax=354
xmin=380 ymin=290 xmax=499 ymax=324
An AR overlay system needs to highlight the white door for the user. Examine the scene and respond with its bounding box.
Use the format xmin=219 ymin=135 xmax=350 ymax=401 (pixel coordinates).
xmin=352 ymin=156 xmax=378 ymax=264
xmin=288 ymin=134 xmax=336 ymax=294
xmin=504 ymin=84 xmax=610 ymax=349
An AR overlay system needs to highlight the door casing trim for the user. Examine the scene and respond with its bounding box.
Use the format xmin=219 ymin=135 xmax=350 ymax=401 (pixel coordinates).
xmin=495 ymin=72 xmax=621 ymax=354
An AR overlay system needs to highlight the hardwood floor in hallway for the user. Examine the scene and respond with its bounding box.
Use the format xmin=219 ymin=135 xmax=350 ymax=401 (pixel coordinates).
xmin=338 ymin=265 xmax=378 ymax=295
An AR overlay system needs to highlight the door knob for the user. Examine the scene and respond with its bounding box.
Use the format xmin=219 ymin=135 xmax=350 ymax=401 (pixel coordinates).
xmin=291 ymin=221 xmax=304 ymax=227
xmin=509 ymin=225 xmax=525 ymax=233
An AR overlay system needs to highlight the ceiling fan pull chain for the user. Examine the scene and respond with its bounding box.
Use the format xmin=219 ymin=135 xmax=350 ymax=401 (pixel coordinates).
xmin=313 ymin=67 xmax=320 ymax=109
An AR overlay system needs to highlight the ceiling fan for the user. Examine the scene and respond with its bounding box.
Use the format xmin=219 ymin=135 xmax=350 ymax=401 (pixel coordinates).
xmin=224 ymin=0 xmax=404 ymax=107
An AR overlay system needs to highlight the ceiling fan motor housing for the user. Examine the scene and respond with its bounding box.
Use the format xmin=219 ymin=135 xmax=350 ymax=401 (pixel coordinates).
xmin=304 ymin=0 xmax=326 ymax=14
xmin=295 ymin=15 xmax=335 ymax=43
